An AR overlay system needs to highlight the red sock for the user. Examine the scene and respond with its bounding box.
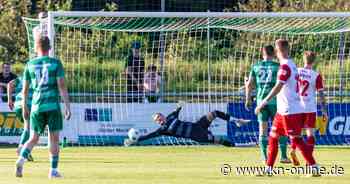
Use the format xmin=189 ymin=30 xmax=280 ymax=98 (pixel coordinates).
xmin=306 ymin=136 xmax=315 ymax=153
xmin=267 ymin=136 xmax=279 ymax=167
xmin=291 ymin=137 xmax=316 ymax=165
xmin=291 ymin=141 xmax=296 ymax=150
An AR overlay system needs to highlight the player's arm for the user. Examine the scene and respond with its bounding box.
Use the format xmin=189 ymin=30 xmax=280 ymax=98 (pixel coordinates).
xmin=255 ymin=64 xmax=290 ymax=115
xmin=124 ymin=127 xmax=164 ymax=146
xmin=316 ymin=74 xmax=327 ymax=119
xmin=259 ymin=82 xmax=283 ymax=105
xmin=57 ymin=61 xmax=71 ymax=120
xmin=245 ymin=73 xmax=255 ymax=111
xmin=137 ymin=127 xmax=164 ymax=142
xmin=22 ymin=65 xmax=30 ymax=120
xmin=318 ymin=90 xmax=327 ymax=115
xmin=22 ymin=80 xmax=30 ymax=120
xmin=57 ymin=78 xmax=71 ymax=120
xmin=7 ymin=79 xmax=16 ymax=110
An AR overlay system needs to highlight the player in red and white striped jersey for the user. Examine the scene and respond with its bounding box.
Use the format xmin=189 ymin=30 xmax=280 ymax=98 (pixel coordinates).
xmin=255 ymin=39 xmax=318 ymax=176
xmin=289 ymin=51 xmax=328 ymax=166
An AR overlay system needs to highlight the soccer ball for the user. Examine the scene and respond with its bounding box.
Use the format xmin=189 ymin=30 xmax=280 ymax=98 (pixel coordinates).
xmin=128 ymin=128 xmax=140 ymax=141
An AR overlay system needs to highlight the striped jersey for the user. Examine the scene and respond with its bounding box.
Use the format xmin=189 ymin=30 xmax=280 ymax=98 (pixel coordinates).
xmin=249 ymin=60 xmax=279 ymax=105
xmin=138 ymin=107 xmax=194 ymax=141
xmin=23 ymin=56 xmax=65 ymax=112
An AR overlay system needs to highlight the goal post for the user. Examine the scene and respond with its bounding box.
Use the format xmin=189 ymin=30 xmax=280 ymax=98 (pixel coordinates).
xmin=21 ymin=11 xmax=350 ymax=146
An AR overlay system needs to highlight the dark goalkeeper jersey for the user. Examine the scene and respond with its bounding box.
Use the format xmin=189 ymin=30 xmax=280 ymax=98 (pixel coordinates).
xmin=138 ymin=107 xmax=211 ymax=142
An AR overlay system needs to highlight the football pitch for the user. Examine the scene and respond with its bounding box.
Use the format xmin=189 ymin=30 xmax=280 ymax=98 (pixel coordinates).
xmin=0 ymin=146 xmax=349 ymax=184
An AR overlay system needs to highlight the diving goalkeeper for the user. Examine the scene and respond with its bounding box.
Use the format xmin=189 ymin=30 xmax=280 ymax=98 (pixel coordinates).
xmin=124 ymin=103 xmax=250 ymax=146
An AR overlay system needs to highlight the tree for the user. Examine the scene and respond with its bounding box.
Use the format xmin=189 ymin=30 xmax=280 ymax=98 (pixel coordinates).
xmin=0 ymin=0 xmax=31 ymax=63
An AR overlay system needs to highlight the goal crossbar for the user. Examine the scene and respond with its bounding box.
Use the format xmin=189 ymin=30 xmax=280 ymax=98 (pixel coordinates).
xmin=49 ymin=11 xmax=350 ymax=18
xmin=46 ymin=11 xmax=350 ymax=56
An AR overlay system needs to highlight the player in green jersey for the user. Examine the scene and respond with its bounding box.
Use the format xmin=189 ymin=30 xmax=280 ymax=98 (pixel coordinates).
xmin=15 ymin=36 xmax=71 ymax=178
xmin=245 ymin=45 xmax=291 ymax=164
xmin=8 ymin=77 xmax=34 ymax=161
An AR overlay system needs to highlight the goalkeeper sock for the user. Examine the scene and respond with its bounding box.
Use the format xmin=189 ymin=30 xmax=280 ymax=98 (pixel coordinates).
xmin=259 ymin=135 xmax=268 ymax=161
xmin=50 ymin=155 xmax=59 ymax=169
xmin=218 ymin=138 xmax=234 ymax=147
xmin=279 ymin=136 xmax=288 ymax=159
xmin=306 ymin=136 xmax=315 ymax=153
xmin=212 ymin=111 xmax=230 ymax=121
xmin=266 ymin=136 xmax=279 ymax=167
xmin=19 ymin=130 xmax=30 ymax=145
xmin=291 ymin=137 xmax=316 ymax=165
xmin=215 ymin=137 xmax=235 ymax=147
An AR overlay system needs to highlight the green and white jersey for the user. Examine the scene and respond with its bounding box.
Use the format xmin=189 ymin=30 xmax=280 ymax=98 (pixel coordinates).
xmin=249 ymin=60 xmax=279 ymax=105
xmin=23 ymin=56 xmax=65 ymax=113
xmin=13 ymin=77 xmax=33 ymax=110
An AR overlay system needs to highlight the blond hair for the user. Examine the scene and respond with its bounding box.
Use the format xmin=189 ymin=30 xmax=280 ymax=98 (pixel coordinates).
xmin=275 ymin=39 xmax=289 ymax=52
xmin=304 ymin=51 xmax=316 ymax=65
xmin=36 ymin=36 xmax=51 ymax=52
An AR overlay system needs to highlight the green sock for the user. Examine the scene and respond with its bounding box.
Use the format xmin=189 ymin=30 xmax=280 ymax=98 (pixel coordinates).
xmin=51 ymin=155 xmax=59 ymax=169
xmin=20 ymin=148 xmax=31 ymax=159
xmin=259 ymin=135 xmax=268 ymax=161
xmin=279 ymin=136 xmax=288 ymax=159
xmin=19 ymin=130 xmax=30 ymax=145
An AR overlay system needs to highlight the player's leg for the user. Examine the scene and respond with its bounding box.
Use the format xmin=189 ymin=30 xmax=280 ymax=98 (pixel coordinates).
xmin=15 ymin=109 xmax=29 ymax=156
xmin=266 ymin=113 xmax=284 ymax=170
xmin=22 ymin=119 xmax=34 ymax=162
xmin=289 ymin=134 xmax=319 ymax=176
xmin=15 ymin=130 xmax=40 ymax=177
xmin=193 ymin=111 xmax=230 ymax=130
xmin=207 ymin=111 xmax=250 ymax=127
xmin=208 ymin=111 xmax=230 ymax=122
xmin=212 ymin=135 xmax=234 ymax=147
xmin=278 ymin=135 xmax=290 ymax=163
xmin=48 ymin=131 xmax=61 ymax=178
xmin=199 ymin=111 xmax=249 ymax=131
xmin=47 ymin=110 xmax=63 ymax=178
xmin=257 ymin=108 xmax=269 ymax=162
xmin=15 ymin=112 xmax=44 ymax=177
xmin=16 ymin=108 xmax=34 ymax=162
xmin=290 ymin=113 xmax=316 ymax=166
xmin=305 ymin=128 xmax=315 ymax=152
xmin=290 ymin=138 xmax=297 ymax=150
xmin=304 ymin=112 xmax=317 ymax=153
xmin=284 ymin=114 xmax=317 ymax=169
xmin=190 ymin=123 xmax=234 ymax=147
xmin=289 ymin=130 xmax=299 ymax=166
xmin=267 ymin=105 xmax=290 ymax=164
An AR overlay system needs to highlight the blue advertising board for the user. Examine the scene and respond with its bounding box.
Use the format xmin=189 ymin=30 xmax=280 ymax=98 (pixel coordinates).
xmin=227 ymin=103 xmax=350 ymax=145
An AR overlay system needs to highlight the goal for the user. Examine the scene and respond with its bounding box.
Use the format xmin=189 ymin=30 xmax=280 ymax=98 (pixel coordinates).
xmin=22 ymin=12 xmax=350 ymax=146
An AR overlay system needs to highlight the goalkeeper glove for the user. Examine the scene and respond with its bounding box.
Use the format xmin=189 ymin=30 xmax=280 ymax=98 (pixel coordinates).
xmin=124 ymin=138 xmax=137 ymax=147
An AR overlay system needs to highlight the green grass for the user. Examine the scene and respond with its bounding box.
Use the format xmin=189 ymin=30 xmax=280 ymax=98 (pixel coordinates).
xmin=0 ymin=146 xmax=349 ymax=184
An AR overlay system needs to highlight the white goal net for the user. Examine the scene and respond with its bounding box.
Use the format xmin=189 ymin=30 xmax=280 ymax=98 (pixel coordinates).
xmin=21 ymin=12 xmax=350 ymax=146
